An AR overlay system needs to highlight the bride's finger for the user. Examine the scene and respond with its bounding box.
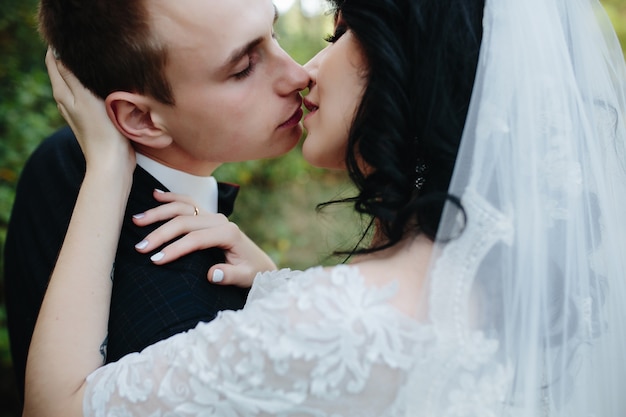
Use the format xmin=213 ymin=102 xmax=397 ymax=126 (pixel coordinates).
xmin=151 ymin=189 xmax=201 ymax=207
xmin=148 ymin=221 xmax=242 ymax=264
xmin=132 ymin=200 xmax=206 ymax=226
xmin=45 ymin=48 xmax=64 ymax=91
xmin=45 ymin=47 xmax=107 ymax=133
xmin=46 ymin=48 xmax=92 ymax=100
xmin=45 ymin=48 xmax=72 ymax=114
xmin=134 ymin=214 xmax=232 ymax=253
xmin=146 ymin=229 xmax=223 ymax=264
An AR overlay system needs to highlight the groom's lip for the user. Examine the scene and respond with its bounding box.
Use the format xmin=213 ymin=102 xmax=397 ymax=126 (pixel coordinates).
xmin=278 ymin=106 xmax=304 ymax=129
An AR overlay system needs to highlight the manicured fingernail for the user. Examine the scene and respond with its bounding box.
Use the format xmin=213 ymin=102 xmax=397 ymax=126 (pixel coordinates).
xmin=151 ymin=252 xmax=164 ymax=262
xmin=135 ymin=240 xmax=149 ymax=250
xmin=133 ymin=213 xmax=145 ymax=219
xmin=212 ymin=269 xmax=224 ymax=283
xmin=155 ymin=189 xmax=165 ymax=194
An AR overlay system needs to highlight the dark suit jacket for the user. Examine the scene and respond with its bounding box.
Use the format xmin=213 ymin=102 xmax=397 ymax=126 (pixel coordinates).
xmin=4 ymin=126 xmax=247 ymax=401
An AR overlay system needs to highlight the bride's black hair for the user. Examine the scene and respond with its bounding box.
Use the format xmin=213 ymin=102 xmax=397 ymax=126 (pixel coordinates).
xmin=322 ymin=0 xmax=485 ymax=254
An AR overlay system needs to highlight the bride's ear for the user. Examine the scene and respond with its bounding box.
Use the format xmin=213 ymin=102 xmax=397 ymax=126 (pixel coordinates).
xmin=105 ymin=92 xmax=173 ymax=149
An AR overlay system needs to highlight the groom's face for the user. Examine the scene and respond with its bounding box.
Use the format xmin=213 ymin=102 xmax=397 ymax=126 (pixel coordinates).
xmin=145 ymin=0 xmax=309 ymax=166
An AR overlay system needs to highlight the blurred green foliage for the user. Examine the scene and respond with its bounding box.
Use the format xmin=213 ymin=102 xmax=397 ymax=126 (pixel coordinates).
xmin=0 ymin=4 xmax=62 ymax=413
xmin=1 ymin=1 xmax=626 ymax=416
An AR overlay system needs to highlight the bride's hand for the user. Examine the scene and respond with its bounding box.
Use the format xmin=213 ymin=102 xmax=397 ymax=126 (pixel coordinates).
xmin=45 ymin=48 xmax=135 ymax=176
xmin=132 ymin=190 xmax=277 ymax=288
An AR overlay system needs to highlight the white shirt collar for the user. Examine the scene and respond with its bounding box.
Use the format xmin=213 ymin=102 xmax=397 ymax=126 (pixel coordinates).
xmin=135 ymin=153 xmax=218 ymax=213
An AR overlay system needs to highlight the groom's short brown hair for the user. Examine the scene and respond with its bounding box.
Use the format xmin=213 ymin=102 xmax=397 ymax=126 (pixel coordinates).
xmin=38 ymin=0 xmax=175 ymax=104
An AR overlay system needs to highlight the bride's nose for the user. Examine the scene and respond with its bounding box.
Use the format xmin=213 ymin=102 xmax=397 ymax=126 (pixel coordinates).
xmin=303 ymin=47 xmax=328 ymax=89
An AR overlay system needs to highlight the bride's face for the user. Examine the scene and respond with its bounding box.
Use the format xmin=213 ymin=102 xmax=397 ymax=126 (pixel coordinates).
xmin=302 ymin=17 xmax=368 ymax=170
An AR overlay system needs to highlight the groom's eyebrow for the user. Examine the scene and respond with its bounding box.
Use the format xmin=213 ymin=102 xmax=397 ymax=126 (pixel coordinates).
xmin=220 ymin=6 xmax=278 ymax=73
xmin=224 ymin=37 xmax=264 ymax=70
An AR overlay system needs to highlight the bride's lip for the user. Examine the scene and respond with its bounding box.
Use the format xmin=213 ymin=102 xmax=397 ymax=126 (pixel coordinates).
xmin=303 ymin=98 xmax=318 ymax=112
xmin=278 ymin=106 xmax=304 ymax=129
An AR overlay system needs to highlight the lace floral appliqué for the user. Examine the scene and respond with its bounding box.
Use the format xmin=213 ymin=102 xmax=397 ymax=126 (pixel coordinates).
xmin=85 ymin=266 xmax=432 ymax=417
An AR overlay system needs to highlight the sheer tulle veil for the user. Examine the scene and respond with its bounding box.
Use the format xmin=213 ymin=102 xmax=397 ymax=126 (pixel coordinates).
xmin=413 ymin=0 xmax=626 ymax=415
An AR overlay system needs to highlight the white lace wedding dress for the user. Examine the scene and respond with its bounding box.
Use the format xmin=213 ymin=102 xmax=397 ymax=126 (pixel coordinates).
xmin=83 ymin=265 xmax=438 ymax=417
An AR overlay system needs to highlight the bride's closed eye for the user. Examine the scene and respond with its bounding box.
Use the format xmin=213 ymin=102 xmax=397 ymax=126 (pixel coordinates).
xmin=324 ymin=25 xmax=347 ymax=43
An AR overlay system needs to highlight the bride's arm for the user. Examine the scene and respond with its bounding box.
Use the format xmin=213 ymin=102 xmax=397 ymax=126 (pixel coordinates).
xmin=22 ymin=50 xmax=136 ymax=417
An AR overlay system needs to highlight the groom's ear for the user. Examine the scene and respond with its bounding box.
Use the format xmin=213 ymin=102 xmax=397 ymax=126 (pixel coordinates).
xmin=104 ymin=92 xmax=173 ymax=149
